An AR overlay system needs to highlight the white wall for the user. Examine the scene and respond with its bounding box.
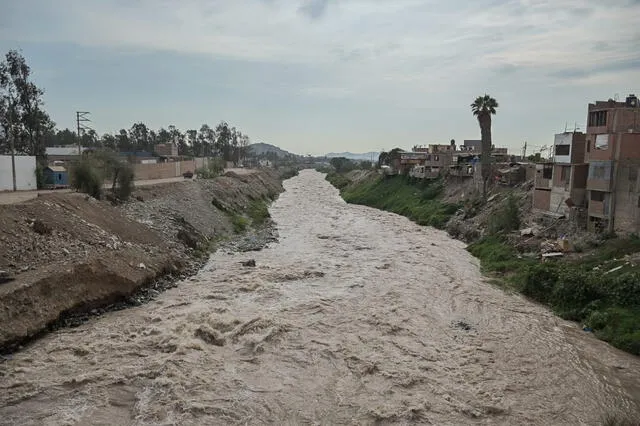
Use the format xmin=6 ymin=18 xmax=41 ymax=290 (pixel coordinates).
xmin=0 ymin=155 xmax=37 ymax=191
xmin=553 ymin=133 xmax=573 ymax=164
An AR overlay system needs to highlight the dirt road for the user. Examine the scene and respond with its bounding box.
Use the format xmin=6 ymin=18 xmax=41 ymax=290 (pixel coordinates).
xmin=1 ymin=170 xmax=639 ymax=425
xmin=0 ymin=169 xmax=255 ymax=205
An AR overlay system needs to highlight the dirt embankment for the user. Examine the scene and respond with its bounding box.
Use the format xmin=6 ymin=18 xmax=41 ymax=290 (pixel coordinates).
xmin=0 ymin=170 xmax=283 ymax=351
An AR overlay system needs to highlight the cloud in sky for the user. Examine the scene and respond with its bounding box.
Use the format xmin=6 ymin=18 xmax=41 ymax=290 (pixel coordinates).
xmin=1 ymin=0 xmax=638 ymax=154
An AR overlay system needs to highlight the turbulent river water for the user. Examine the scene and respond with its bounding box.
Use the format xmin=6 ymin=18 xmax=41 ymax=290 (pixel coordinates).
xmin=2 ymin=170 xmax=640 ymax=425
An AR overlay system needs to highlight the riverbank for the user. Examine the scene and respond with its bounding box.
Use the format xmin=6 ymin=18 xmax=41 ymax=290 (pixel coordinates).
xmin=2 ymin=169 xmax=638 ymax=425
xmin=0 ymin=170 xmax=285 ymax=352
xmin=326 ymin=170 xmax=640 ymax=356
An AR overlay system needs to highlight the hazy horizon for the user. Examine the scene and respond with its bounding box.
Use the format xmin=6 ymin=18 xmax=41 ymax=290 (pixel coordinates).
xmin=1 ymin=0 xmax=638 ymax=156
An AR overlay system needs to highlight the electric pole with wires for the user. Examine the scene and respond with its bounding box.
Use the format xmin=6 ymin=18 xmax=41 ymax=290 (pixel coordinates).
xmin=76 ymin=111 xmax=91 ymax=155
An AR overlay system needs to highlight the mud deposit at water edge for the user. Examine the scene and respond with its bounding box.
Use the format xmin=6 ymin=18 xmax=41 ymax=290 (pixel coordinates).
xmin=1 ymin=170 xmax=640 ymax=425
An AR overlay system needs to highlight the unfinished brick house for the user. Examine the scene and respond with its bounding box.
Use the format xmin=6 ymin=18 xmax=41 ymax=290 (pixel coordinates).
xmin=585 ymin=94 xmax=640 ymax=233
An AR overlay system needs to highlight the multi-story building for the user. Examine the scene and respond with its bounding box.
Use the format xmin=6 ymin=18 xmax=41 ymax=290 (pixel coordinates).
xmin=533 ymin=132 xmax=588 ymax=216
xmin=533 ymin=132 xmax=587 ymax=216
xmin=585 ymin=94 xmax=640 ymax=232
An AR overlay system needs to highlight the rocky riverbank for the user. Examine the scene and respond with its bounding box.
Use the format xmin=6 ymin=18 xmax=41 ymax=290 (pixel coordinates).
xmin=326 ymin=170 xmax=640 ymax=356
xmin=0 ymin=170 xmax=284 ymax=352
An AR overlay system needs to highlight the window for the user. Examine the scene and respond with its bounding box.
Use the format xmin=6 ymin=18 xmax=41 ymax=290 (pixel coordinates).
xmin=592 ymin=166 xmax=606 ymax=179
xmin=591 ymin=191 xmax=604 ymax=202
xmin=555 ymin=144 xmax=570 ymax=156
xmin=542 ymin=165 xmax=552 ymax=179
xmin=588 ymin=110 xmax=607 ymax=127
xmin=595 ymin=134 xmax=609 ymax=149
xmin=434 ymin=155 xmax=439 ymax=161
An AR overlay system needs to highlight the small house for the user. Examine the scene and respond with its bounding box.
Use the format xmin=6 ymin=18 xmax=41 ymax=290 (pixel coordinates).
xmin=44 ymin=166 xmax=69 ymax=187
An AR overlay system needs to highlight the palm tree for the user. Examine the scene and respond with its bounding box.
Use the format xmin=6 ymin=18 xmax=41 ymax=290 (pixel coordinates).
xmin=471 ymin=94 xmax=498 ymax=196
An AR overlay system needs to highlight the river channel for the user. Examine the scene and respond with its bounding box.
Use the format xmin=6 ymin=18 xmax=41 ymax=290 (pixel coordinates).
xmin=1 ymin=170 xmax=639 ymax=425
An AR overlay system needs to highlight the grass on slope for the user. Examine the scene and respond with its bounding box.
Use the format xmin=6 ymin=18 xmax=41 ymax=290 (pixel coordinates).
xmin=468 ymin=234 xmax=640 ymax=355
xmin=327 ymin=172 xmax=459 ymax=229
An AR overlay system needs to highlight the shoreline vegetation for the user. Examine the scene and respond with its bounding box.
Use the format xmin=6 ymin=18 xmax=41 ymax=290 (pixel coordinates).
xmin=325 ymin=170 xmax=640 ymax=357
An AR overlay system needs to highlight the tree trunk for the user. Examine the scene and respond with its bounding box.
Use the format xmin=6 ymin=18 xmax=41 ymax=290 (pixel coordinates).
xmin=479 ymin=113 xmax=492 ymax=197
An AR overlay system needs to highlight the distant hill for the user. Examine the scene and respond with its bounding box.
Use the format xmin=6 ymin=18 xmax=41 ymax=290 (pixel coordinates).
xmin=325 ymin=152 xmax=380 ymax=161
xmin=248 ymin=143 xmax=298 ymax=158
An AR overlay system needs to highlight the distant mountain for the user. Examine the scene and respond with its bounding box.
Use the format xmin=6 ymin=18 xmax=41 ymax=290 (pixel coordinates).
xmin=248 ymin=143 xmax=298 ymax=158
xmin=325 ymin=152 xmax=380 ymax=161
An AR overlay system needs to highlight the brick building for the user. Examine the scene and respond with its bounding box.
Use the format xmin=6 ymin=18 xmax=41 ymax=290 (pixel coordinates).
xmin=533 ymin=132 xmax=588 ymax=216
xmin=585 ymin=94 xmax=640 ymax=232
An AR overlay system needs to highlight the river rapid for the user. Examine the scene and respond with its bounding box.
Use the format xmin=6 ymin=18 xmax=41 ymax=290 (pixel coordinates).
xmin=1 ymin=170 xmax=639 ymax=425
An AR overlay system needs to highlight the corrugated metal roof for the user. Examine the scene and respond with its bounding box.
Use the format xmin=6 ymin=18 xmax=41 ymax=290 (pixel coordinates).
xmin=46 ymin=166 xmax=67 ymax=172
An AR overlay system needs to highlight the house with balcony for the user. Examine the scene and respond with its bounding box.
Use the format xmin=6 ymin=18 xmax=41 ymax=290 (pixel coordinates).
xmin=585 ymin=94 xmax=640 ymax=232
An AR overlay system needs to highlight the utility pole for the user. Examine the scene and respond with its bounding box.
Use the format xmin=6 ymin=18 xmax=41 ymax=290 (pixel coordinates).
xmin=8 ymin=94 xmax=16 ymax=191
xmin=76 ymin=111 xmax=91 ymax=155
xmin=522 ymin=141 xmax=527 ymax=160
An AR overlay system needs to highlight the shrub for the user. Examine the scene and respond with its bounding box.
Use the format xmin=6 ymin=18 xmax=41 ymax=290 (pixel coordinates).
xmin=197 ymin=158 xmax=225 ymax=179
xmin=467 ymin=236 xmax=525 ymax=274
xmin=231 ymin=214 xmax=249 ymax=233
xmin=70 ymin=159 xmax=103 ymax=199
xmin=280 ymin=168 xmax=299 ymax=180
xmin=551 ymin=268 xmax=604 ymax=320
xmin=248 ymin=200 xmax=270 ymax=226
xmin=487 ymin=194 xmax=520 ymax=234
xmin=325 ymin=172 xmax=351 ymax=190
xmin=114 ymin=163 xmax=135 ymax=200
xmin=35 ymin=165 xmax=45 ymax=189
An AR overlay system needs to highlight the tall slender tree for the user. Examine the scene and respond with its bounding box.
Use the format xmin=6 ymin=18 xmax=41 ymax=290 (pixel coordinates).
xmin=471 ymin=94 xmax=498 ymax=196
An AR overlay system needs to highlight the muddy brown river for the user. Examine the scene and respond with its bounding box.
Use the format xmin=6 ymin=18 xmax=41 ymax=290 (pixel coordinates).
xmin=1 ymin=170 xmax=640 ymax=425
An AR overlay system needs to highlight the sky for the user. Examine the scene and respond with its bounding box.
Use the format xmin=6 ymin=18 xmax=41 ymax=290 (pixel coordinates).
xmin=1 ymin=0 xmax=639 ymax=156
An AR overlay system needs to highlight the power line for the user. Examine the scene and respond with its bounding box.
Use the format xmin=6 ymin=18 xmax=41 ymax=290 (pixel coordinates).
xmin=76 ymin=111 xmax=92 ymax=155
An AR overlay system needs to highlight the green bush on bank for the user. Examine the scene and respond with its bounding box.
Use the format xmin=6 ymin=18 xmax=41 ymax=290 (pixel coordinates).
xmin=71 ymin=159 xmax=103 ymax=199
xmin=248 ymin=199 xmax=270 ymax=226
xmin=280 ymin=168 xmax=299 ymax=180
xmin=328 ymin=174 xmax=459 ymax=229
xmin=468 ymin=235 xmax=640 ymax=355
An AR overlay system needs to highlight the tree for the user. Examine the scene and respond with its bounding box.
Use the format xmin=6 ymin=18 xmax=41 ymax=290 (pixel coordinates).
xmin=186 ymin=129 xmax=198 ymax=156
xmin=129 ymin=122 xmax=150 ymax=152
xmin=102 ymin=133 xmax=117 ymax=150
xmin=168 ymin=125 xmax=186 ymax=155
xmin=471 ymin=94 xmax=499 ymax=196
xmin=116 ymin=129 xmax=131 ymax=152
xmin=198 ymin=124 xmax=216 ymax=157
xmin=330 ymin=157 xmax=356 ymax=173
xmin=0 ymin=49 xmax=53 ymax=157
xmin=215 ymin=121 xmax=232 ymax=161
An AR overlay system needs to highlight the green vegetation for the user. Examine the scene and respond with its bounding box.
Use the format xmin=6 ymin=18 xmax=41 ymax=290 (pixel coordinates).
xmin=325 ymin=172 xmax=351 ymax=190
xmin=114 ymin=163 xmax=135 ymax=200
xmin=468 ymin=234 xmax=640 ymax=355
xmin=70 ymin=151 xmax=137 ymax=202
xmin=280 ymin=168 xmax=299 ymax=180
xmin=231 ymin=214 xmax=249 ymax=233
xmin=34 ymin=165 xmax=45 ymax=190
xmin=327 ymin=173 xmax=459 ymax=229
xmin=487 ymin=194 xmax=520 ymax=234
xmin=196 ymin=158 xmax=225 ymax=179
xmin=247 ymin=199 xmax=271 ymax=226
xmin=470 ymin=94 xmax=499 ymax=196
xmin=70 ymin=159 xmax=104 ymax=199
